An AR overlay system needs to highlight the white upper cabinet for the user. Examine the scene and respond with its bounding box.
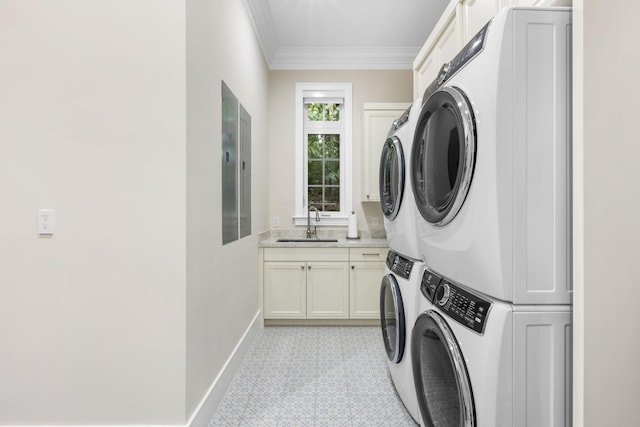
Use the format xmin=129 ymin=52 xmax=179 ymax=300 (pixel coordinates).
xmin=362 ymin=103 xmax=410 ymax=202
xmin=462 ymin=0 xmax=503 ymax=44
xmin=413 ymin=1 xmax=463 ymax=99
xmin=414 ymin=0 xmax=572 ymax=98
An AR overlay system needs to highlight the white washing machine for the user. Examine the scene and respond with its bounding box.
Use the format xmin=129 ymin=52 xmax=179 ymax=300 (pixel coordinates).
xmin=380 ymin=99 xmax=422 ymax=261
xmin=410 ymin=7 xmax=572 ymax=304
xmin=379 ymin=249 xmax=423 ymax=423
xmin=412 ymin=266 xmax=572 ymax=426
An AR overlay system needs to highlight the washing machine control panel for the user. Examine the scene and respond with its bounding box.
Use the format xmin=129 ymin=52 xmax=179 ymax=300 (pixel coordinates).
xmin=438 ymin=281 xmax=491 ymax=334
xmin=386 ymin=251 xmax=413 ymax=280
xmin=421 ymin=268 xmax=491 ymax=334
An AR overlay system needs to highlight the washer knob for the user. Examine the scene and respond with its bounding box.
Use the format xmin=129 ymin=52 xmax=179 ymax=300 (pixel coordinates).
xmin=435 ymin=283 xmax=450 ymax=306
xmin=436 ymin=62 xmax=450 ymax=85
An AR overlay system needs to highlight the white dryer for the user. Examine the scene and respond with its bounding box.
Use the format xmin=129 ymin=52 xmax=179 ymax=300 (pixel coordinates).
xmin=412 ymin=266 xmax=572 ymax=426
xmin=410 ymin=7 xmax=572 ymax=304
xmin=380 ymin=99 xmax=422 ymax=261
xmin=379 ymin=250 xmax=422 ymax=423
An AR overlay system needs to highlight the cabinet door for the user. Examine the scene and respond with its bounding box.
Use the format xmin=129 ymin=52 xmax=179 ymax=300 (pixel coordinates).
xmin=362 ymin=105 xmax=410 ymax=202
xmin=264 ymin=262 xmax=306 ymax=319
xmin=349 ymin=262 xmax=386 ymax=319
xmin=306 ymin=262 xmax=349 ymax=319
xmin=462 ymin=0 xmax=501 ymax=44
xmin=414 ymin=2 xmax=463 ymax=98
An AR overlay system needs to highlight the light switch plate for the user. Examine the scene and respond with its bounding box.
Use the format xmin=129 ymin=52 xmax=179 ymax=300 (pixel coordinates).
xmin=38 ymin=209 xmax=54 ymax=235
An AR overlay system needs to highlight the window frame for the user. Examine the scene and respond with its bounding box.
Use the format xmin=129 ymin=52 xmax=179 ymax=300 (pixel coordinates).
xmin=294 ymin=83 xmax=353 ymax=226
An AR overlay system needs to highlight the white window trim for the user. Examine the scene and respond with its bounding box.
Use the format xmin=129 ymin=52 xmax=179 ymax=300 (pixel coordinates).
xmin=294 ymin=83 xmax=352 ymax=226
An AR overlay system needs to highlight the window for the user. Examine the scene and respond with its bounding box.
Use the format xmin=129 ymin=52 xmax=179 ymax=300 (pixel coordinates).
xmin=295 ymin=83 xmax=352 ymax=226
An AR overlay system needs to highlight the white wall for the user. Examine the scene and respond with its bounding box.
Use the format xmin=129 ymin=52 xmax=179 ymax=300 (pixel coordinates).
xmin=186 ymin=0 xmax=269 ymax=420
xmin=576 ymin=1 xmax=640 ymax=425
xmin=0 ymin=0 xmax=269 ymax=424
xmin=0 ymin=1 xmax=186 ymax=424
xmin=268 ymin=70 xmax=413 ymax=234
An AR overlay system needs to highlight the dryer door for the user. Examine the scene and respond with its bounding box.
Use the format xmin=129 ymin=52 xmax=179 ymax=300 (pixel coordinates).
xmin=411 ymin=86 xmax=476 ymax=226
xmin=412 ymin=310 xmax=475 ymax=427
xmin=380 ymin=274 xmax=406 ymax=363
xmin=379 ymin=136 xmax=405 ymax=220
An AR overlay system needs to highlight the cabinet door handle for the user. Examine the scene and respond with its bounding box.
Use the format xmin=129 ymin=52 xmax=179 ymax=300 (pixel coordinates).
xmin=300 ymin=266 xmax=304 ymax=270
xmin=351 ymin=265 xmax=355 ymax=270
xmin=362 ymin=253 xmax=380 ymax=256
xmin=308 ymin=266 xmax=311 ymax=270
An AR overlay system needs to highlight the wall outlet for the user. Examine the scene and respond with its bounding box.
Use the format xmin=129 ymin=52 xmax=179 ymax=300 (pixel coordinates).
xmin=38 ymin=209 xmax=54 ymax=235
xmin=372 ymin=217 xmax=379 ymax=227
xmin=273 ymin=216 xmax=280 ymax=227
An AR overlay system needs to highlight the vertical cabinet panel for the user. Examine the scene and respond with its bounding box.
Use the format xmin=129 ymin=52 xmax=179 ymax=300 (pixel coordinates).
xmin=513 ymin=311 xmax=572 ymax=426
xmin=306 ymin=262 xmax=349 ymax=319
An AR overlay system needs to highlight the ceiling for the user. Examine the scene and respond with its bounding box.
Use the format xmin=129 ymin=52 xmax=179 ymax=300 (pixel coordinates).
xmin=243 ymin=0 xmax=450 ymax=70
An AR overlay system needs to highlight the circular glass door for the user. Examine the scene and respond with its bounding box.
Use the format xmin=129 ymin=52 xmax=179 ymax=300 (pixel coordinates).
xmin=380 ymin=274 xmax=405 ymax=363
xmin=412 ymin=310 xmax=475 ymax=427
xmin=411 ymin=86 xmax=476 ymax=226
xmin=379 ymin=136 xmax=405 ymax=220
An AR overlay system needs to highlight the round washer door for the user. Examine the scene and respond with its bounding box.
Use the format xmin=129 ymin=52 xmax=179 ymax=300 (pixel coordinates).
xmin=380 ymin=274 xmax=406 ymax=363
xmin=411 ymin=86 xmax=476 ymax=226
xmin=412 ymin=310 xmax=475 ymax=427
xmin=379 ymin=136 xmax=405 ymax=220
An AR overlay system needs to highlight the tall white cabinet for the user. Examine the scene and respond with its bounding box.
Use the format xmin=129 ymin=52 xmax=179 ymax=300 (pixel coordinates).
xmin=362 ymin=103 xmax=410 ymax=202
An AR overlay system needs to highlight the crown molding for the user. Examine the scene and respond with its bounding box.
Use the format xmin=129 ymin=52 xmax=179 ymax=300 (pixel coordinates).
xmin=269 ymin=46 xmax=419 ymax=70
xmin=242 ymin=0 xmax=418 ymax=70
xmin=242 ymin=0 xmax=278 ymax=63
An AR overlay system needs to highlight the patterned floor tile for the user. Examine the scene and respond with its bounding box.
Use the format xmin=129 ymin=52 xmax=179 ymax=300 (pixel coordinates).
xmin=209 ymin=326 xmax=418 ymax=426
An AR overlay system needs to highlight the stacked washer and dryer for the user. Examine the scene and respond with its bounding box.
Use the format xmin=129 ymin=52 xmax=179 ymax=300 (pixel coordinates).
xmin=381 ymin=7 xmax=574 ymax=427
xmin=379 ymin=98 xmax=425 ymax=423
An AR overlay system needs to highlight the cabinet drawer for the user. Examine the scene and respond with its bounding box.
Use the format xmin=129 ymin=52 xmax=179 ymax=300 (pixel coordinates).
xmin=349 ymin=247 xmax=389 ymax=262
xmin=264 ymin=247 xmax=348 ymax=262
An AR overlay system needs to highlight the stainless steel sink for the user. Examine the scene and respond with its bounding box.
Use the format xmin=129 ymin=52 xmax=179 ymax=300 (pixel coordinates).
xmin=276 ymin=238 xmax=339 ymax=243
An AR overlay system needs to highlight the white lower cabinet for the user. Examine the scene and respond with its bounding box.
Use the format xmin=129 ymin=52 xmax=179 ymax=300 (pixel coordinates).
xmin=349 ymin=262 xmax=385 ymax=319
xmin=307 ymin=262 xmax=349 ymax=319
xmin=263 ymin=261 xmax=307 ymax=319
xmin=262 ymin=246 xmax=387 ymax=321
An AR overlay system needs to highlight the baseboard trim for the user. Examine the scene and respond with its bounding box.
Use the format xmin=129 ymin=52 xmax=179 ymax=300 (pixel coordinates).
xmin=187 ymin=310 xmax=263 ymax=427
xmin=264 ymin=318 xmax=380 ymax=327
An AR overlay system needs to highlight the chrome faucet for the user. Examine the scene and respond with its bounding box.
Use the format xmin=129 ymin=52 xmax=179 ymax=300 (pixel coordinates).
xmin=307 ymin=207 xmax=319 ymax=239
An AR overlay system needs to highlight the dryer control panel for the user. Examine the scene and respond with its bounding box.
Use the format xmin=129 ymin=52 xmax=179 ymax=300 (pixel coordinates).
xmin=386 ymin=250 xmax=414 ymax=280
xmin=421 ymin=268 xmax=491 ymax=334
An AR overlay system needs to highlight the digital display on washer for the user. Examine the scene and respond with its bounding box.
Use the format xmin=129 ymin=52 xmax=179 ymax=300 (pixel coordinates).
xmin=386 ymin=250 xmax=414 ymax=280
xmin=446 ymin=20 xmax=491 ymax=81
xmin=434 ymin=279 xmax=492 ymax=334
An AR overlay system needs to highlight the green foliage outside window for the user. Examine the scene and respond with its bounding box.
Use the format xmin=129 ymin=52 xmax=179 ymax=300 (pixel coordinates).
xmin=307 ymin=103 xmax=340 ymax=122
xmin=308 ymin=133 xmax=340 ymax=211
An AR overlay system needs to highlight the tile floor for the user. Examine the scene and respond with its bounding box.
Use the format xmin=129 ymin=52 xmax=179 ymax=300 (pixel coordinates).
xmin=209 ymin=326 xmax=418 ymax=427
